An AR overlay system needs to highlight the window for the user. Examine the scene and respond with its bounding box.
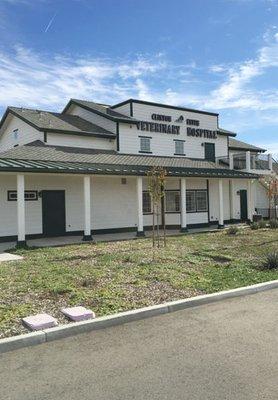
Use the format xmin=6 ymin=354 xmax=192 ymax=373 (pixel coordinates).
xmin=186 ymin=191 xmax=196 ymax=212
xmin=143 ymin=191 xmax=152 ymax=213
xmin=139 ymin=136 xmax=151 ymax=153
xmin=196 ymin=191 xmax=208 ymax=212
xmin=7 ymin=190 xmax=38 ymax=201
xmin=174 ymin=140 xmax=185 ymax=155
xmin=13 ymin=129 xmax=18 ymax=141
xmin=186 ymin=190 xmax=208 ymax=213
xmin=165 ymin=191 xmax=180 ymax=212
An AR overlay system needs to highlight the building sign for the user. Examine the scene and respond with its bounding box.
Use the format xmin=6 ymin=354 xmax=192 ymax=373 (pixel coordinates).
xmin=151 ymin=113 xmax=172 ymax=122
xmin=187 ymin=127 xmax=217 ymax=139
xmin=136 ymin=113 xmax=180 ymax=134
xmin=186 ymin=119 xmax=199 ymax=126
xmin=136 ymin=121 xmax=180 ymax=134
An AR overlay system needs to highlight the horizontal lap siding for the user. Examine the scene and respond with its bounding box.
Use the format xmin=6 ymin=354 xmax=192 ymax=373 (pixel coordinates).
xmin=46 ymin=132 xmax=115 ymax=150
xmin=0 ymin=116 xmax=42 ymax=152
xmin=119 ymin=103 xmax=228 ymax=159
xmin=0 ymin=175 xmax=138 ymax=237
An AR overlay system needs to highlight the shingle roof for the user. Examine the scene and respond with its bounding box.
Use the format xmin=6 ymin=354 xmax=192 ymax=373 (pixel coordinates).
xmin=218 ymin=128 xmax=237 ymax=137
xmin=0 ymin=142 xmax=258 ymax=179
xmin=229 ymin=138 xmax=266 ymax=152
xmin=63 ymin=99 xmax=138 ymax=123
xmin=1 ymin=107 xmax=116 ymax=138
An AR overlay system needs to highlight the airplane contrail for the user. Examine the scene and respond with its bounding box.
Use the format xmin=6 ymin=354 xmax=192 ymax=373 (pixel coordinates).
xmin=44 ymin=12 xmax=57 ymax=33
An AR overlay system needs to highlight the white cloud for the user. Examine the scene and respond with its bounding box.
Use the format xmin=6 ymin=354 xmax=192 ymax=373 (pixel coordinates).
xmin=0 ymin=46 xmax=167 ymax=110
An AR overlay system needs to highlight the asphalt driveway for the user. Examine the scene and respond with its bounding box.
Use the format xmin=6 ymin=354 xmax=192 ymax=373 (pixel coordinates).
xmin=1 ymin=289 xmax=278 ymax=400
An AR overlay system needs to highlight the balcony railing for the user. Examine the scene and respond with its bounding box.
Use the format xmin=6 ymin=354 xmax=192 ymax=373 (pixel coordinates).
xmin=216 ymin=152 xmax=277 ymax=172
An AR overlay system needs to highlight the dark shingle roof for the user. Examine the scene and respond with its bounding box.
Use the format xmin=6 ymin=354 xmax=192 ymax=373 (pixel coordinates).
xmin=218 ymin=128 xmax=237 ymax=137
xmin=0 ymin=142 xmax=258 ymax=179
xmin=63 ymin=99 xmax=138 ymax=123
xmin=229 ymin=138 xmax=266 ymax=152
xmin=0 ymin=107 xmax=116 ymax=138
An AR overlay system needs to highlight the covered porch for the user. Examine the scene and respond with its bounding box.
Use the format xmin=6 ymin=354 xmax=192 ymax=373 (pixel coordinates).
xmin=0 ymin=170 xmax=257 ymax=247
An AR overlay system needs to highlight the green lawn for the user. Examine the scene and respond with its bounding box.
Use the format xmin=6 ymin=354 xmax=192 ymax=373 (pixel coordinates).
xmin=0 ymin=227 xmax=278 ymax=338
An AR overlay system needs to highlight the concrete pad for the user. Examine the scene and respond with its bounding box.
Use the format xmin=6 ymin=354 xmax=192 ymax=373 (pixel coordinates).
xmin=22 ymin=313 xmax=58 ymax=331
xmin=61 ymin=306 xmax=95 ymax=322
xmin=0 ymin=253 xmax=23 ymax=262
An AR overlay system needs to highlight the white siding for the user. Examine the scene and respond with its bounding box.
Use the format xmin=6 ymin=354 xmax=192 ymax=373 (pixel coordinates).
xmin=66 ymin=104 xmax=117 ymax=134
xmin=118 ymin=102 xmax=228 ymax=158
xmin=0 ymin=174 xmax=139 ymax=237
xmin=111 ymin=102 xmax=131 ymax=116
xmin=47 ymin=132 xmax=116 ymax=150
xmin=0 ymin=115 xmax=42 ymax=152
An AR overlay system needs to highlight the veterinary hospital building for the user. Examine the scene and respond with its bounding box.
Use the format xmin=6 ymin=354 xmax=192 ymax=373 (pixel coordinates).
xmin=0 ymin=98 xmax=275 ymax=245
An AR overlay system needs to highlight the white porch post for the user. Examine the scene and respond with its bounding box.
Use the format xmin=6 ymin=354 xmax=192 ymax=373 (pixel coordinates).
xmin=17 ymin=174 xmax=26 ymax=246
xmin=218 ymin=179 xmax=224 ymax=229
xmin=180 ymin=177 xmax=187 ymax=232
xmin=83 ymin=175 xmax=92 ymax=241
xmin=229 ymin=153 xmax=234 ymax=170
xmin=246 ymin=151 xmax=251 ymax=172
xmin=136 ymin=176 xmax=144 ymax=236
xmin=229 ymin=179 xmax=235 ymax=221
xmin=268 ymin=154 xmax=273 ymax=171
xmin=247 ymin=180 xmax=254 ymax=222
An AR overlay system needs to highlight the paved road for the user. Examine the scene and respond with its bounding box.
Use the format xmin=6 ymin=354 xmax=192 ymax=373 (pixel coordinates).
xmin=1 ymin=289 xmax=278 ymax=400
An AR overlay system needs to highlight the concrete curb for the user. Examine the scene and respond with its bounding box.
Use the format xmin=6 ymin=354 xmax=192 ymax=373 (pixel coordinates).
xmin=1 ymin=279 xmax=278 ymax=354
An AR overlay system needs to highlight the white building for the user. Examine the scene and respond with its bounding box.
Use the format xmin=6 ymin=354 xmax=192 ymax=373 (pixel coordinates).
xmin=0 ymin=98 xmax=275 ymax=245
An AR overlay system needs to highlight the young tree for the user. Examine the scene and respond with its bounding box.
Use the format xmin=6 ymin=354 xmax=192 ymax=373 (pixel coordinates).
xmin=147 ymin=167 xmax=167 ymax=248
xmin=260 ymin=173 xmax=278 ymax=219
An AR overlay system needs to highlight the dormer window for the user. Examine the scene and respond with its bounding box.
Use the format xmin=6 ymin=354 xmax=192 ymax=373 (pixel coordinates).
xmin=13 ymin=129 xmax=18 ymax=141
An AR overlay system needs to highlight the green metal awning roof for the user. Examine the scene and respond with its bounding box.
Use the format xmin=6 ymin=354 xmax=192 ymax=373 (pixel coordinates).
xmin=0 ymin=157 xmax=258 ymax=179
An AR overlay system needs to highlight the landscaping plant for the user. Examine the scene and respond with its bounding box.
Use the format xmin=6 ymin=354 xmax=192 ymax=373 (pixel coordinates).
xmin=226 ymin=226 xmax=239 ymax=235
xmin=260 ymin=251 xmax=278 ymax=270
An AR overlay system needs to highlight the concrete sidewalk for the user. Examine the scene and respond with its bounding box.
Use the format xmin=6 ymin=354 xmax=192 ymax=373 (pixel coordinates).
xmin=1 ymin=289 xmax=277 ymax=400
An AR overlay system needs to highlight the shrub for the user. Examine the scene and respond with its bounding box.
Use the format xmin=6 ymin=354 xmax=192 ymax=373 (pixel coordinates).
xmin=260 ymin=251 xmax=278 ymax=270
xmin=269 ymin=219 xmax=278 ymax=229
xmin=250 ymin=222 xmax=259 ymax=230
xmin=258 ymin=219 xmax=267 ymax=229
xmin=226 ymin=226 xmax=239 ymax=235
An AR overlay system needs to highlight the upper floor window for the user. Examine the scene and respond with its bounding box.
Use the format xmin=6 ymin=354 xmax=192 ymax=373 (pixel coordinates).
xmin=174 ymin=140 xmax=185 ymax=156
xmin=13 ymin=129 xmax=18 ymax=141
xmin=139 ymin=136 xmax=151 ymax=153
xmin=165 ymin=191 xmax=180 ymax=212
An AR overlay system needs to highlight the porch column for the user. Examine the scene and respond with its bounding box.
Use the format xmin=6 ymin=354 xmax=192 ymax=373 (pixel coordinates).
xmin=218 ymin=179 xmax=224 ymax=229
xmin=247 ymin=180 xmax=254 ymax=222
xmin=229 ymin=180 xmax=235 ymax=221
xmin=17 ymin=174 xmax=26 ymax=246
xmin=180 ymin=177 xmax=188 ymax=232
xmin=83 ymin=176 xmax=92 ymax=241
xmin=229 ymin=153 xmax=234 ymax=170
xmin=246 ymin=151 xmax=251 ymax=172
xmin=136 ymin=176 xmax=145 ymax=236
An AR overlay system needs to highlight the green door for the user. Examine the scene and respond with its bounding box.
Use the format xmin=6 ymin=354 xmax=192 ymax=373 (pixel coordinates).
xmin=204 ymin=143 xmax=215 ymax=162
xmin=42 ymin=190 xmax=66 ymax=236
xmin=239 ymin=190 xmax=248 ymax=220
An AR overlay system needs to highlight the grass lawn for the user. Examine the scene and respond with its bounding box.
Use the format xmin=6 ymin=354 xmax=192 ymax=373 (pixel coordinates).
xmin=0 ymin=227 xmax=278 ymax=338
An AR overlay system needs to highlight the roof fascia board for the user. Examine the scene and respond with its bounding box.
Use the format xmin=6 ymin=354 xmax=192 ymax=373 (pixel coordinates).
xmin=63 ymin=100 xmax=138 ymax=124
xmin=111 ymin=99 xmax=219 ymax=117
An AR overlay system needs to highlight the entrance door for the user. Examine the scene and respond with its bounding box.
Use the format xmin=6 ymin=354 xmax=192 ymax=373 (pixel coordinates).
xmin=42 ymin=190 xmax=66 ymax=236
xmin=204 ymin=143 xmax=215 ymax=162
xmin=239 ymin=190 xmax=248 ymax=220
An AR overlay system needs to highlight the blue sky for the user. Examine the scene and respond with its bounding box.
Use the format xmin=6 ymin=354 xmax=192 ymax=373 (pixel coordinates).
xmin=0 ymin=0 xmax=277 ymax=153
